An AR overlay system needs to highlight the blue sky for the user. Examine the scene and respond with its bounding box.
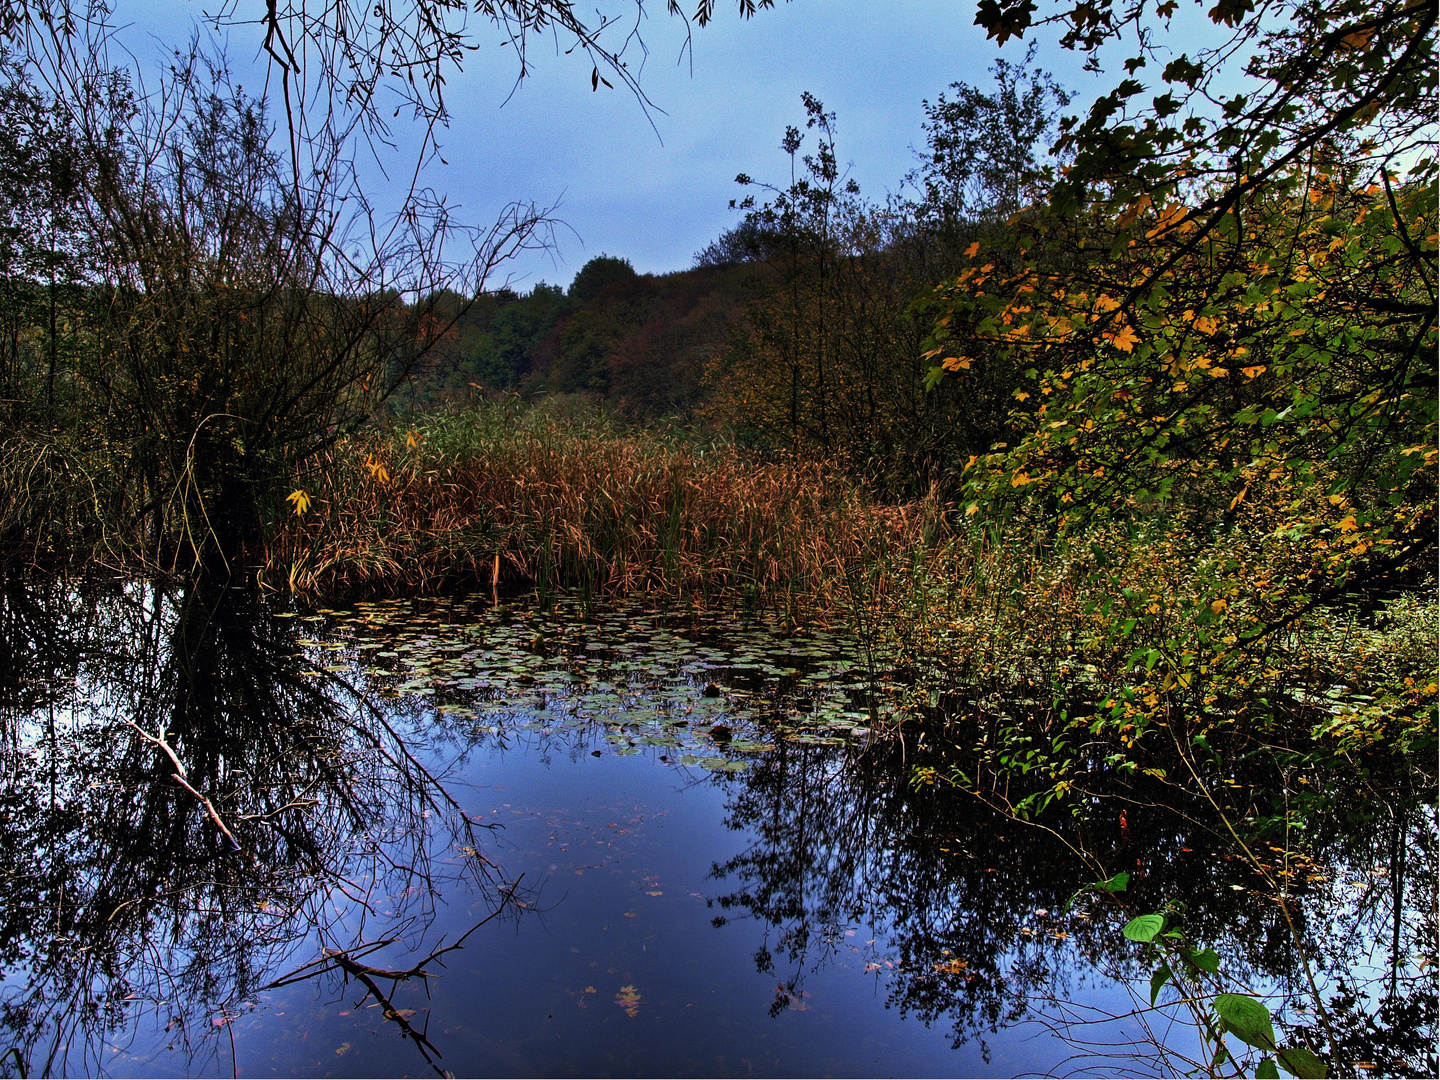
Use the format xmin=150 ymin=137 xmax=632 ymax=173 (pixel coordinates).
xmin=124 ymin=2 xmax=1104 ymax=289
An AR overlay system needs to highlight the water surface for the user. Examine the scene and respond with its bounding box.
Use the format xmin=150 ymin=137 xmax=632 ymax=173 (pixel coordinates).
xmin=0 ymin=582 xmax=1430 ymax=1077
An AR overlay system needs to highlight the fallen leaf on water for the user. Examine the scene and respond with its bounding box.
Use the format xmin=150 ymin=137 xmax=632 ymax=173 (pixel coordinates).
xmin=335 ymin=1043 xmax=351 ymax=1056
xmin=615 ymin=985 xmax=642 ymax=1017
xmin=646 ymin=890 xmax=663 ymax=896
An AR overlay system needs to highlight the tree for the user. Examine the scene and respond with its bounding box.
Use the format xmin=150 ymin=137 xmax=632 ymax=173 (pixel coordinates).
xmin=706 ymin=79 xmax=1073 ymax=496
xmin=925 ymin=0 xmax=1436 ymax=596
xmin=0 ymin=50 xmax=89 ymax=422
xmin=568 ymin=254 xmax=638 ymax=304
xmin=909 ymin=42 xmax=1071 ymax=231
xmin=0 ymin=48 xmax=550 ymax=570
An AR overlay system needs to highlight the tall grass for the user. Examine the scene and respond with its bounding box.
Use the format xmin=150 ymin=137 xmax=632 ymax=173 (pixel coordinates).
xmin=265 ymin=401 xmax=944 ymax=614
xmin=0 ymin=427 xmax=134 ymax=571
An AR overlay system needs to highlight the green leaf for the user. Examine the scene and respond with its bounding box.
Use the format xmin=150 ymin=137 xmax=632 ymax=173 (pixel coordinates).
xmin=1256 ymin=1057 xmax=1280 ymax=1079
xmin=1188 ymin=946 xmax=1221 ymax=972
xmin=1063 ymin=870 xmax=1129 ymax=912
xmin=1149 ymin=962 xmax=1172 ymax=1006
xmin=1277 ymin=1046 xmax=1327 ymax=1079
xmin=1123 ymin=913 xmax=1166 ymax=942
xmin=1215 ymin=993 xmax=1276 ymax=1050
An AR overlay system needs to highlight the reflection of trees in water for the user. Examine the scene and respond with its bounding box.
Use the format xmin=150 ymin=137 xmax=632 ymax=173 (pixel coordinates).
xmin=0 ymin=578 xmax=508 ymax=1078
xmin=708 ymin=740 xmax=1083 ymax=1054
xmin=709 ymin=737 xmax=1437 ymax=1075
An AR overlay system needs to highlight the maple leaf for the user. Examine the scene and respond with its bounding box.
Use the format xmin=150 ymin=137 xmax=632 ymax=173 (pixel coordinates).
xmin=1107 ymin=324 xmax=1140 ymax=352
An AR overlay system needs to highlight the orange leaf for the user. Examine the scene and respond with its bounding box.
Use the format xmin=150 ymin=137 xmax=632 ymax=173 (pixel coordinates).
xmin=1107 ymin=324 xmax=1140 ymax=352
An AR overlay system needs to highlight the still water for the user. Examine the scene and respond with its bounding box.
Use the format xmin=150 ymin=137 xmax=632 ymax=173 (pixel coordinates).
xmin=0 ymin=580 xmax=1431 ymax=1077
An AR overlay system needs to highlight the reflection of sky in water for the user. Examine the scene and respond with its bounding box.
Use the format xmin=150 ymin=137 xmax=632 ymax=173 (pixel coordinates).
xmin=106 ymin=746 xmax=1121 ymax=1079
xmin=2 ymin=588 xmax=1431 ymax=1078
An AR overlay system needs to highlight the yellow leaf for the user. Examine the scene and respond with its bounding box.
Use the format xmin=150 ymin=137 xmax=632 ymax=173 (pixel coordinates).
xmin=1209 ymin=367 xmax=1229 ymax=378
xmin=1145 ymin=202 xmax=1190 ymax=238
xmin=1011 ymin=471 xmax=1033 ymax=488
xmin=286 ymin=489 xmax=311 ymax=516
xmin=1336 ymin=515 xmax=1359 ymax=533
xmin=964 ymin=241 xmax=981 ymax=258
xmin=364 ymin=455 xmax=391 ymax=483
xmin=941 ymin=356 xmax=973 ymax=371
xmin=1241 ymin=365 xmax=1267 ymax=379
xmin=405 ymin=429 xmax=424 ymax=449
xmin=1117 ymin=193 xmax=1151 ymax=229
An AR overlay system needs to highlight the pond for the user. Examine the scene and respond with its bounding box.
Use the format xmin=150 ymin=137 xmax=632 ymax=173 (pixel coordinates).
xmin=0 ymin=580 xmax=1432 ymax=1078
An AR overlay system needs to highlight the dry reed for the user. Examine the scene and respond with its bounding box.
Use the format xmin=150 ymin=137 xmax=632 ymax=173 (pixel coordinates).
xmin=264 ymin=404 xmax=945 ymax=614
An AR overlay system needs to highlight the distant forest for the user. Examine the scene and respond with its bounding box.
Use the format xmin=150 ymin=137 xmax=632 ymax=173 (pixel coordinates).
xmin=400 ymin=255 xmax=767 ymax=418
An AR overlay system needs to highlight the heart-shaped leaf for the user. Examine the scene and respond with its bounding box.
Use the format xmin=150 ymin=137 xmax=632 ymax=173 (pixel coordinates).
xmin=1123 ymin=913 xmax=1165 ymax=942
xmin=1215 ymin=993 xmax=1275 ymax=1050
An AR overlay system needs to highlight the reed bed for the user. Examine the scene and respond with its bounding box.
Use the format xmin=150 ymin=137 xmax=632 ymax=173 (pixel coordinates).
xmin=265 ymin=404 xmax=945 ymax=613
